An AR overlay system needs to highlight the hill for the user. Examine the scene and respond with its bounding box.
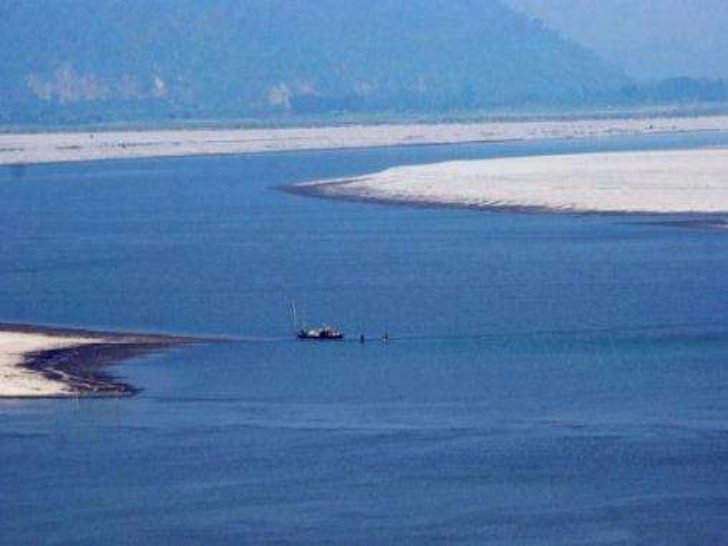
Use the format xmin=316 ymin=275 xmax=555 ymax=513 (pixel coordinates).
xmin=506 ymin=0 xmax=728 ymax=81
xmin=0 ymin=0 xmax=628 ymax=124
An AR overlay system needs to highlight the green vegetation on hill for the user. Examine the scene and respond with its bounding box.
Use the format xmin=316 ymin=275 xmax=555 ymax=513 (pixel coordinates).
xmin=0 ymin=0 xmax=630 ymax=125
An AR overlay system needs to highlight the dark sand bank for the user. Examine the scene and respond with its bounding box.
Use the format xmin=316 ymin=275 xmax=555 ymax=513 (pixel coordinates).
xmin=0 ymin=323 xmax=209 ymax=398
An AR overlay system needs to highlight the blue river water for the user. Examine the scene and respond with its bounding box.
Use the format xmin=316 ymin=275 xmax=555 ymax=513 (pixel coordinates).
xmin=2 ymin=132 xmax=728 ymax=545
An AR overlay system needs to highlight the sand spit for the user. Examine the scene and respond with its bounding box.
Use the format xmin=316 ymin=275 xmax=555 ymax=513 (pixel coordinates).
xmin=2 ymin=115 xmax=728 ymax=166
xmin=298 ymin=147 xmax=728 ymax=214
xmin=0 ymin=324 xmax=198 ymax=398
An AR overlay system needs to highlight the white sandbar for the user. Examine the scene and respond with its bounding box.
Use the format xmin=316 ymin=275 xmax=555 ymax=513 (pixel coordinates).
xmin=0 ymin=331 xmax=100 ymax=397
xmin=2 ymin=115 xmax=728 ymax=166
xmin=310 ymin=147 xmax=728 ymax=214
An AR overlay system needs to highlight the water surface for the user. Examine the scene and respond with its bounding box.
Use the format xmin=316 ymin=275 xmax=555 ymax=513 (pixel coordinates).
xmin=2 ymin=132 xmax=728 ymax=545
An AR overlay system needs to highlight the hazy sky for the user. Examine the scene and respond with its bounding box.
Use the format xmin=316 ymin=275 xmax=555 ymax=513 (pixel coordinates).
xmin=505 ymin=0 xmax=728 ymax=80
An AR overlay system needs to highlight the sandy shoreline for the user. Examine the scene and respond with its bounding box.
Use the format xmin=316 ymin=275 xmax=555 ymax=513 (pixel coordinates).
xmin=0 ymin=323 xmax=199 ymax=398
xmin=2 ymin=115 xmax=728 ymax=166
xmin=296 ymin=147 xmax=728 ymax=215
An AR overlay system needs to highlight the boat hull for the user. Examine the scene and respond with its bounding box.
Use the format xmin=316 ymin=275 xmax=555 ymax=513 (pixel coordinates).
xmin=296 ymin=328 xmax=344 ymax=341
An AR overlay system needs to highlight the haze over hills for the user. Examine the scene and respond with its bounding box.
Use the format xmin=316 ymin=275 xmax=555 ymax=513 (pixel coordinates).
xmin=0 ymin=0 xmax=629 ymax=124
xmin=506 ymin=0 xmax=728 ymax=81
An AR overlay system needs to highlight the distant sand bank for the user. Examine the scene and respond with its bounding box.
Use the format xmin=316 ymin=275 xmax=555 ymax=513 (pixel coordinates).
xmin=2 ymin=115 xmax=728 ymax=166
xmin=297 ymin=147 xmax=728 ymax=214
xmin=0 ymin=324 xmax=198 ymax=398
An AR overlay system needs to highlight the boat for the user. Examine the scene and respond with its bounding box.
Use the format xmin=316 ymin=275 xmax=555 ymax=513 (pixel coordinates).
xmin=296 ymin=326 xmax=344 ymax=340
xmin=291 ymin=302 xmax=344 ymax=341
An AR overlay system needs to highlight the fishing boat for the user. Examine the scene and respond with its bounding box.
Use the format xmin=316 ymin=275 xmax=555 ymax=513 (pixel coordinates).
xmin=296 ymin=326 xmax=344 ymax=340
xmin=291 ymin=302 xmax=344 ymax=341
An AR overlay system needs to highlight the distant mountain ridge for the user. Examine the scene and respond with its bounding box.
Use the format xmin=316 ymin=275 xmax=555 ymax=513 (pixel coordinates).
xmin=0 ymin=0 xmax=629 ymax=124
xmin=505 ymin=0 xmax=728 ymax=81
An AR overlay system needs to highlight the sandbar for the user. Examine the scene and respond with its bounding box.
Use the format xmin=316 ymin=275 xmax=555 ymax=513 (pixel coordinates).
xmin=2 ymin=115 xmax=728 ymax=166
xmin=0 ymin=323 xmax=199 ymax=398
xmin=295 ymin=147 xmax=728 ymax=214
